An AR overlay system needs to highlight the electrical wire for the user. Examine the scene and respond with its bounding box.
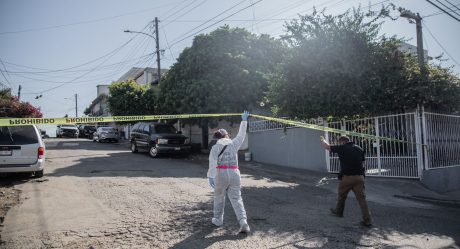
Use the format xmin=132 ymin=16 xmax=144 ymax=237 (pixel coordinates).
xmin=422 ymin=21 xmax=460 ymax=67
xmin=162 ymin=0 xmax=210 ymax=28
xmin=433 ymin=0 xmax=460 ymax=17
xmin=168 ymin=0 xmax=264 ymax=48
xmin=445 ymin=0 xmax=460 ymax=12
xmin=425 ymin=0 xmax=460 ymax=22
xmin=167 ymin=0 xmax=248 ymax=45
xmin=0 ymin=1 xmax=183 ymax=35
xmin=424 ymin=3 xmax=460 ymax=17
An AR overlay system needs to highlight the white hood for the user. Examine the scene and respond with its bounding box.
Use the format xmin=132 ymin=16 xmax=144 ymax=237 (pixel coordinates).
xmin=217 ymin=138 xmax=232 ymax=146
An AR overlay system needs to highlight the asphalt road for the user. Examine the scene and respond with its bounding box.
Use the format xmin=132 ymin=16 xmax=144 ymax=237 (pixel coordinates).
xmin=1 ymin=138 xmax=459 ymax=249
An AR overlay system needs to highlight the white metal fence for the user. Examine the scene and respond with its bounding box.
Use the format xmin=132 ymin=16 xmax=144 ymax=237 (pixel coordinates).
xmin=248 ymin=110 xmax=460 ymax=179
xmin=325 ymin=112 xmax=423 ymax=178
xmin=423 ymin=112 xmax=460 ymax=169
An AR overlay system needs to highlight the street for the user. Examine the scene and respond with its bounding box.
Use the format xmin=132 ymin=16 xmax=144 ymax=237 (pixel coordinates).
xmin=1 ymin=138 xmax=459 ymax=249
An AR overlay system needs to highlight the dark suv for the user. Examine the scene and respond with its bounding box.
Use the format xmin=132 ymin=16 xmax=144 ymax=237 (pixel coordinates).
xmin=130 ymin=122 xmax=191 ymax=158
xmin=78 ymin=125 xmax=96 ymax=139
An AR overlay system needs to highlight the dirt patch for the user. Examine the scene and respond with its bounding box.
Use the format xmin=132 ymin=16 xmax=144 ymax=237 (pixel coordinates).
xmin=0 ymin=173 xmax=31 ymax=245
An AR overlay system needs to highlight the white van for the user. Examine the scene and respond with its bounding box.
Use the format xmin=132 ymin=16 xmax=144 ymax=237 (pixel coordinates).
xmin=0 ymin=125 xmax=45 ymax=177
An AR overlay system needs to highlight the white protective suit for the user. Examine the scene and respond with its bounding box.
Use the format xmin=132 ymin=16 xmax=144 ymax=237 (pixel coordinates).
xmin=207 ymin=121 xmax=248 ymax=224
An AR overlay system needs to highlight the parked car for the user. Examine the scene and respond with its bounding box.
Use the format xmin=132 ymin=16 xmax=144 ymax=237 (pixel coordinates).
xmin=93 ymin=127 xmax=119 ymax=143
xmin=130 ymin=122 xmax=191 ymax=158
xmin=56 ymin=124 xmax=79 ymax=138
xmin=0 ymin=125 xmax=45 ymax=178
xmin=78 ymin=125 xmax=96 ymax=139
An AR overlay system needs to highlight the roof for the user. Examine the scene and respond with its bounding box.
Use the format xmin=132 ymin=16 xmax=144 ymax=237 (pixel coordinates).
xmin=117 ymin=67 xmax=169 ymax=82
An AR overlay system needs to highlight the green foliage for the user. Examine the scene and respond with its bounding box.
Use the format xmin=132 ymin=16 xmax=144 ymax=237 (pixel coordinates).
xmin=268 ymin=7 xmax=460 ymax=119
xmin=107 ymin=80 xmax=155 ymax=117
xmin=157 ymin=26 xmax=286 ymax=126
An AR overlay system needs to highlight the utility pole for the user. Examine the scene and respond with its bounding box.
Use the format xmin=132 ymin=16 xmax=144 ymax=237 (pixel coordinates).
xmin=399 ymin=8 xmax=427 ymax=77
xmin=75 ymin=93 xmax=78 ymax=117
xmin=155 ymin=17 xmax=161 ymax=85
xmin=18 ymin=85 xmax=21 ymax=101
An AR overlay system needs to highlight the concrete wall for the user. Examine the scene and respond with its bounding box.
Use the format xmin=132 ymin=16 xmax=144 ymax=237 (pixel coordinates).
xmin=248 ymin=127 xmax=327 ymax=172
xmin=422 ymin=167 xmax=460 ymax=193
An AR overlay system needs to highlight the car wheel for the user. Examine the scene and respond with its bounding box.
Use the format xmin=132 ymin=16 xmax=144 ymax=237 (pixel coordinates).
xmin=114 ymin=139 xmax=119 ymax=143
xmin=34 ymin=169 xmax=44 ymax=178
xmin=149 ymin=145 xmax=158 ymax=158
xmin=131 ymin=142 xmax=138 ymax=153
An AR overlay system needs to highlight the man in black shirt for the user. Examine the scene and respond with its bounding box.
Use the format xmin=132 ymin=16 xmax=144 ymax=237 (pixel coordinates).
xmin=321 ymin=135 xmax=372 ymax=227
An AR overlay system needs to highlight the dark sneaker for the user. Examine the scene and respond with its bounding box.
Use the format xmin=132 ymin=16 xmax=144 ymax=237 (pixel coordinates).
xmin=330 ymin=208 xmax=343 ymax=217
xmin=360 ymin=221 xmax=372 ymax=227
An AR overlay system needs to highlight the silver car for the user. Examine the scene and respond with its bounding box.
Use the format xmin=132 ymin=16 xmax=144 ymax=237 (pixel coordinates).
xmin=93 ymin=127 xmax=119 ymax=143
xmin=0 ymin=125 xmax=46 ymax=178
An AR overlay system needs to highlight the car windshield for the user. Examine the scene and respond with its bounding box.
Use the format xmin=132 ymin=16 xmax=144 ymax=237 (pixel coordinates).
xmin=62 ymin=125 xmax=77 ymax=128
xmin=154 ymin=124 xmax=177 ymax=134
xmin=0 ymin=126 xmax=39 ymax=145
xmin=85 ymin=126 xmax=96 ymax=130
xmin=100 ymin=127 xmax=117 ymax=132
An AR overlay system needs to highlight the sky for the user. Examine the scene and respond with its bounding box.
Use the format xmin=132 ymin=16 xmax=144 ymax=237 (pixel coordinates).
xmin=0 ymin=0 xmax=459 ymax=120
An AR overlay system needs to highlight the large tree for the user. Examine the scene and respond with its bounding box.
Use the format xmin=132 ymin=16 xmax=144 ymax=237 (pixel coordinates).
xmin=157 ymin=26 xmax=286 ymax=146
xmin=107 ymin=80 xmax=155 ymax=117
xmin=268 ymin=7 xmax=460 ymax=119
xmin=0 ymin=89 xmax=43 ymax=118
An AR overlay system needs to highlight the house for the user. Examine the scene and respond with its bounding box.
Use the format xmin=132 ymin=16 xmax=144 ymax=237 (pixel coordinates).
xmin=117 ymin=67 xmax=169 ymax=89
xmin=87 ymin=85 xmax=110 ymax=117
xmin=397 ymin=42 xmax=430 ymax=62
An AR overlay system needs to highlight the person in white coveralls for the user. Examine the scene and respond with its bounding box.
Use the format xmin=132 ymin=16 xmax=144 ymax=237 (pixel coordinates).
xmin=207 ymin=111 xmax=250 ymax=233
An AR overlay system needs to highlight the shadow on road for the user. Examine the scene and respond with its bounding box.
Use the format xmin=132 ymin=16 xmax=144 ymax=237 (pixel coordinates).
xmin=44 ymin=139 xmax=460 ymax=248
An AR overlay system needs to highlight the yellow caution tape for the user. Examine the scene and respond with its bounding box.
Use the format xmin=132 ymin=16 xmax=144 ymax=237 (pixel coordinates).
xmin=0 ymin=113 xmax=414 ymax=144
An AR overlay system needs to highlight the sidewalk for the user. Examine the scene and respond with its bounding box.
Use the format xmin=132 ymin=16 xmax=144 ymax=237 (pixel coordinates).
xmin=239 ymin=157 xmax=460 ymax=208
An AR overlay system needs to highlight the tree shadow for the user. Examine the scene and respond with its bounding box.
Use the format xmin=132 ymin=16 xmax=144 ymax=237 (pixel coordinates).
xmin=169 ymin=179 xmax=460 ymax=248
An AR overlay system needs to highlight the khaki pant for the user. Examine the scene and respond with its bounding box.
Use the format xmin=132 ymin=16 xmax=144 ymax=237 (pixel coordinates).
xmin=335 ymin=175 xmax=371 ymax=222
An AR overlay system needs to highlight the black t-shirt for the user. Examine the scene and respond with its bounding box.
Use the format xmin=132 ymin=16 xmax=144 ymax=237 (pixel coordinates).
xmin=331 ymin=142 xmax=365 ymax=175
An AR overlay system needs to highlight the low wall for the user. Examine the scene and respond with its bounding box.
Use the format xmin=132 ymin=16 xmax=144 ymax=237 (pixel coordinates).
xmin=422 ymin=167 xmax=460 ymax=193
xmin=248 ymin=127 xmax=327 ymax=172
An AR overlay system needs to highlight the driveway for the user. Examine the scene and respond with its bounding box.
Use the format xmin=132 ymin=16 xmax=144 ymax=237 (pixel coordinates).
xmin=1 ymin=138 xmax=459 ymax=249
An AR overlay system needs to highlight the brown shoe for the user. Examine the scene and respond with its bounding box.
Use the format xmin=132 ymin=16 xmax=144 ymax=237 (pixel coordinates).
xmin=330 ymin=208 xmax=343 ymax=217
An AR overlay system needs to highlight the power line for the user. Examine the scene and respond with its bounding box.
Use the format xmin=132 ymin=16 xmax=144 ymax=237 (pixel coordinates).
xmin=433 ymin=0 xmax=460 ymax=17
xmin=169 ymin=0 xmax=264 ymax=48
xmin=168 ymin=0 xmax=248 ymax=45
xmin=445 ymin=0 xmax=460 ymax=12
xmin=423 ymin=3 xmax=460 ymax=17
xmin=0 ymin=1 xmax=182 ymax=35
xmin=30 ymin=37 xmax=136 ymax=94
xmin=422 ymin=21 xmax=460 ymax=67
xmin=163 ymin=0 xmax=210 ymax=28
xmin=425 ymin=0 xmax=460 ymax=22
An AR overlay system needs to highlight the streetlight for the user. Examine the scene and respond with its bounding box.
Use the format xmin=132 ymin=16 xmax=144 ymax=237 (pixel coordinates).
xmin=124 ymin=17 xmax=162 ymax=87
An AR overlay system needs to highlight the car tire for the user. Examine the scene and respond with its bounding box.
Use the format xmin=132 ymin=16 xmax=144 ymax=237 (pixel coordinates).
xmin=114 ymin=139 xmax=119 ymax=143
xmin=34 ymin=169 xmax=44 ymax=178
xmin=131 ymin=142 xmax=138 ymax=153
xmin=149 ymin=145 xmax=158 ymax=158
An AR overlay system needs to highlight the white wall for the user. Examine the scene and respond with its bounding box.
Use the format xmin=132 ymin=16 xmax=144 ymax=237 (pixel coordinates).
xmin=96 ymin=85 xmax=109 ymax=96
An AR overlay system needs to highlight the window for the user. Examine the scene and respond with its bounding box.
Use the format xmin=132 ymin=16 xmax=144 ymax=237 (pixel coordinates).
xmin=154 ymin=124 xmax=177 ymax=134
xmin=143 ymin=124 xmax=150 ymax=134
xmin=132 ymin=123 xmax=140 ymax=132
xmin=138 ymin=124 xmax=145 ymax=133
xmin=0 ymin=126 xmax=39 ymax=145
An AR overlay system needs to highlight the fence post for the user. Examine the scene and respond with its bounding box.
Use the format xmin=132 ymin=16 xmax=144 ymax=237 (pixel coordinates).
xmin=415 ymin=109 xmax=424 ymax=179
xmin=374 ymin=117 xmax=381 ymax=176
xmin=421 ymin=106 xmax=430 ymax=171
xmin=324 ymin=120 xmax=330 ymax=172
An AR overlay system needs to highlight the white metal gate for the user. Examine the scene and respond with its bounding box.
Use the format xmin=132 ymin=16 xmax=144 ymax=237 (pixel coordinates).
xmin=423 ymin=112 xmax=460 ymax=169
xmin=325 ymin=111 xmax=423 ymax=178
